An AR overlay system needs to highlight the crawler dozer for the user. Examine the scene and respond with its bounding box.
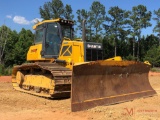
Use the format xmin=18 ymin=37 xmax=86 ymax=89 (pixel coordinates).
xmin=12 ymin=18 xmax=156 ymax=112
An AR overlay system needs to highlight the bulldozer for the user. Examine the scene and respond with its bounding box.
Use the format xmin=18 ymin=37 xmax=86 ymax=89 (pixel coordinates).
xmin=12 ymin=18 xmax=156 ymax=112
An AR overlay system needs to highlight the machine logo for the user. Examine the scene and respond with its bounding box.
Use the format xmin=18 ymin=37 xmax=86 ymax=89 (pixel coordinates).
xmin=31 ymin=49 xmax=37 ymax=52
xmin=86 ymin=43 xmax=102 ymax=49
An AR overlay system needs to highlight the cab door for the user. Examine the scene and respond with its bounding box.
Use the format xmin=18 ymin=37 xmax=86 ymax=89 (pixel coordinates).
xmin=42 ymin=23 xmax=61 ymax=58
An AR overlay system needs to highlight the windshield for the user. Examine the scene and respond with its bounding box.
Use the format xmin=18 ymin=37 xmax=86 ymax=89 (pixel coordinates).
xmin=34 ymin=25 xmax=43 ymax=44
xmin=61 ymin=25 xmax=73 ymax=39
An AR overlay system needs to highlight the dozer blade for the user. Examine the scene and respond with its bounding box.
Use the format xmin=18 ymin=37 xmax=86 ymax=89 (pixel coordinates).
xmin=71 ymin=60 xmax=156 ymax=112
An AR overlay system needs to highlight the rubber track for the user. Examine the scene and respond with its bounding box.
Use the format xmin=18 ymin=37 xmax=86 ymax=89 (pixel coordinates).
xmin=12 ymin=62 xmax=72 ymax=98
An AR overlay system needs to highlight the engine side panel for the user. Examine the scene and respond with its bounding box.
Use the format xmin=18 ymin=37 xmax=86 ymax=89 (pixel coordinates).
xmin=27 ymin=44 xmax=45 ymax=61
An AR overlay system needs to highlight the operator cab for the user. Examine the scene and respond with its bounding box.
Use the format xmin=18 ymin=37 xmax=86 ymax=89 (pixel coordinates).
xmin=33 ymin=18 xmax=74 ymax=58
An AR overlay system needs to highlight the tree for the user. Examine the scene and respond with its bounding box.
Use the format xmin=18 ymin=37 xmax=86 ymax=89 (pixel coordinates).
xmin=12 ymin=28 xmax=34 ymax=65
xmin=76 ymin=9 xmax=89 ymax=32
xmin=144 ymin=45 xmax=160 ymax=67
xmin=143 ymin=34 xmax=159 ymax=51
xmin=89 ymin=1 xmax=106 ymax=36
xmin=76 ymin=1 xmax=106 ymax=42
xmin=39 ymin=0 xmax=74 ymax=20
xmin=104 ymin=6 xmax=130 ymax=56
xmin=39 ymin=2 xmax=51 ymax=20
xmin=129 ymin=5 xmax=152 ymax=60
xmin=0 ymin=25 xmax=10 ymax=64
xmin=64 ymin=4 xmax=74 ymax=20
xmin=4 ymin=30 xmax=19 ymax=67
xmin=102 ymin=35 xmax=115 ymax=58
xmin=76 ymin=9 xmax=97 ymax=41
xmin=153 ymin=8 xmax=160 ymax=46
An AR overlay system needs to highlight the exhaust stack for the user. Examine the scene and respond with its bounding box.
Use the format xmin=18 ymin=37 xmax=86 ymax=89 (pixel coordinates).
xmin=82 ymin=20 xmax=86 ymax=42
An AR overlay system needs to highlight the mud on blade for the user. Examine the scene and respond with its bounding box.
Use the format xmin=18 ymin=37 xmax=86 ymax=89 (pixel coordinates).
xmin=71 ymin=61 xmax=156 ymax=112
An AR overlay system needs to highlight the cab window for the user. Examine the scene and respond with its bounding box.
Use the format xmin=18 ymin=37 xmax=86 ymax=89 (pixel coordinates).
xmin=34 ymin=26 xmax=43 ymax=44
xmin=61 ymin=25 xmax=73 ymax=39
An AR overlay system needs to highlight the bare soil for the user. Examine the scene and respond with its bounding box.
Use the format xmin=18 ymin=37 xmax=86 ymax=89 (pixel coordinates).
xmin=0 ymin=72 xmax=160 ymax=120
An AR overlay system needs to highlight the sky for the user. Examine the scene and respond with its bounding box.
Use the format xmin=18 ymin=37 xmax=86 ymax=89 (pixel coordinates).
xmin=0 ymin=0 xmax=160 ymax=36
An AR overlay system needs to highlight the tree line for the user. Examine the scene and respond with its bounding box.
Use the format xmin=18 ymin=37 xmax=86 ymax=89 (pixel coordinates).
xmin=39 ymin=0 xmax=160 ymax=64
xmin=0 ymin=26 xmax=33 ymax=75
xmin=0 ymin=0 xmax=160 ymax=75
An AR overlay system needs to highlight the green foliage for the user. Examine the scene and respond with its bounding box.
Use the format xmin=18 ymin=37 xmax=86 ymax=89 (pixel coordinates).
xmin=130 ymin=5 xmax=152 ymax=33
xmin=104 ymin=6 xmax=130 ymax=56
xmin=144 ymin=45 xmax=160 ymax=67
xmin=76 ymin=1 xmax=105 ymax=42
xmin=150 ymin=67 xmax=160 ymax=72
xmin=39 ymin=0 xmax=74 ymax=20
xmin=76 ymin=9 xmax=90 ymax=35
xmin=0 ymin=64 xmax=12 ymax=75
xmin=125 ymin=54 xmax=136 ymax=61
xmin=89 ymin=1 xmax=106 ymax=35
xmin=0 ymin=25 xmax=34 ymax=75
xmin=0 ymin=64 xmax=3 ymax=75
xmin=0 ymin=25 xmax=11 ymax=64
xmin=64 ymin=4 xmax=74 ymax=20
xmin=4 ymin=30 xmax=19 ymax=66
xmin=153 ymin=8 xmax=160 ymax=46
xmin=102 ymin=36 xmax=115 ymax=59
xmin=139 ymin=35 xmax=159 ymax=60
xmin=129 ymin=5 xmax=152 ymax=59
xmin=1 ymin=26 xmax=34 ymax=67
xmin=13 ymin=28 xmax=33 ymax=65
xmin=153 ymin=8 xmax=160 ymax=33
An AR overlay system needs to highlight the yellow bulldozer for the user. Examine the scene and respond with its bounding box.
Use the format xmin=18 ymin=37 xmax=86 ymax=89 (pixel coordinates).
xmin=12 ymin=18 xmax=156 ymax=112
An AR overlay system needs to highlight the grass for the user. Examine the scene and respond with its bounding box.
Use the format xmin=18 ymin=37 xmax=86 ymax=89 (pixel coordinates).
xmin=0 ymin=65 xmax=12 ymax=76
xmin=150 ymin=67 xmax=160 ymax=72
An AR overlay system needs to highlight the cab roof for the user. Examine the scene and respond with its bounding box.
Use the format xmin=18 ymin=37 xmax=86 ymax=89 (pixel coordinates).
xmin=33 ymin=18 xmax=74 ymax=30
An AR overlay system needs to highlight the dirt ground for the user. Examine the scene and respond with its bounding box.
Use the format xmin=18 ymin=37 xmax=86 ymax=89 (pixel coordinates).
xmin=0 ymin=72 xmax=160 ymax=120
